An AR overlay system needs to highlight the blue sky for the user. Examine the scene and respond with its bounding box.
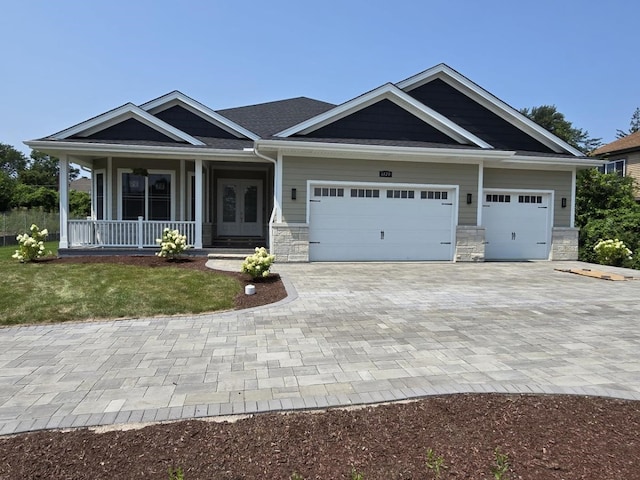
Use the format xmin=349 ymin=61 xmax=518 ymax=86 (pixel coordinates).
xmin=2 ymin=0 xmax=638 ymax=155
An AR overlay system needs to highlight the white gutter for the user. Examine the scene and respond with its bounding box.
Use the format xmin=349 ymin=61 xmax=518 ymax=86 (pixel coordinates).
xmin=249 ymin=147 xmax=279 ymax=253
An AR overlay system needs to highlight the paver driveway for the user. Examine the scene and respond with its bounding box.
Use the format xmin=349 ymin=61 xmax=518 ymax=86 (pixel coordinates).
xmin=1 ymin=260 xmax=640 ymax=435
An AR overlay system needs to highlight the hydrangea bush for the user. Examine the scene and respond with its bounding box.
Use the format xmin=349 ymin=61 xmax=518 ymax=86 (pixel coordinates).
xmin=156 ymin=228 xmax=190 ymax=260
xmin=12 ymin=224 xmax=49 ymax=262
xmin=593 ymin=238 xmax=633 ymax=267
xmin=241 ymin=247 xmax=275 ymax=279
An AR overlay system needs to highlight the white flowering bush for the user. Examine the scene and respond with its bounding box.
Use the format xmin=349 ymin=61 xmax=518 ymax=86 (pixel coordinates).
xmin=12 ymin=224 xmax=49 ymax=262
xmin=593 ymin=238 xmax=633 ymax=267
xmin=241 ymin=247 xmax=275 ymax=279
xmin=156 ymin=228 xmax=190 ymax=260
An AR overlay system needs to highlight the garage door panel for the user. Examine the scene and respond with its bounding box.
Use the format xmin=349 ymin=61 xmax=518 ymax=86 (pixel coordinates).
xmin=309 ymin=184 xmax=455 ymax=261
xmin=483 ymin=192 xmax=550 ymax=260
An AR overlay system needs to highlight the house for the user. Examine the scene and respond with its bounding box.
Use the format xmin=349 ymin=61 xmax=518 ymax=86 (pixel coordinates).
xmin=592 ymin=131 xmax=640 ymax=199
xmin=25 ymin=64 xmax=602 ymax=262
xmin=70 ymin=177 xmax=91 ymax=194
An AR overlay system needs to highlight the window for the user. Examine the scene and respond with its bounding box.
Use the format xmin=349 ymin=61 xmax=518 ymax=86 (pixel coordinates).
xmin=94 ymin=170 xmax=105 ymax=220
xmin=119 ymin=170 xmax=174 ymax=220
xmin=350 ymin=188 xmax=379 ymax=198
xmin=314 ymin=187 xmax=344 ymax=197
xmin=386 ymin=189 xmax=415 ymax=199
xmin=598 ymin=159 xmax=626 ymax=176
xmin=421 ymin=191 xmax=448 ymax=200
xmin=485 ymin=194 xmax=510 ymax=203
xmin=518 ymin=195 xmax=542 ymax=204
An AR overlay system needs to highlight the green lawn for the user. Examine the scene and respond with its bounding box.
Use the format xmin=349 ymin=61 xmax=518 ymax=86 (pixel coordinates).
xmin=0 ymin=243 xmax=241 ymax=325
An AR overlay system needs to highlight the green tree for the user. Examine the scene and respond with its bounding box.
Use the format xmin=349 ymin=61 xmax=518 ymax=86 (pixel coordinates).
xmin=520 ymin=105 xmax=602 ymax=154
xmin=69 ymin=190 xmax=91 ymax=217
xmin=0 ymin=143 xmax=27 ymax=178
xmin=616 ymin=107 xmax=640 ymax=138
xmin=0 ymin=170 xmax=15 ymax=211
xmin=576 ymin=168 xmax=640 ymax=267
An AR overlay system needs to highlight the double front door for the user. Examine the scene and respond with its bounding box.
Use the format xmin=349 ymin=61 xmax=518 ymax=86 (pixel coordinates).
xmin=217 ymin=179 xmax=263 ymax=236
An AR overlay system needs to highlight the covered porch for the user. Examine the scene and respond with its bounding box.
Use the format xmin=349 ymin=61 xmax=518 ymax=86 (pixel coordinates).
xmin=56 ymin=150 xmax=275 ymax=252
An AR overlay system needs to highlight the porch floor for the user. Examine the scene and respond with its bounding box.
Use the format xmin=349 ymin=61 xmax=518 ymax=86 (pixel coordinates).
xmin=57 ymin=247 xmax=257 ymax=258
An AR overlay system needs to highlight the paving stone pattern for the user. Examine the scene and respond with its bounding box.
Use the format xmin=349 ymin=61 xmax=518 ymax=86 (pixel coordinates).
xmin=1 ymin=261 xmax=640 ymax=436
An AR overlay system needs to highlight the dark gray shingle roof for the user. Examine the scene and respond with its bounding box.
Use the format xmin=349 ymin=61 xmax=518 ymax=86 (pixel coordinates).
xmin=217 ymin=97 xmax=336 ymax=137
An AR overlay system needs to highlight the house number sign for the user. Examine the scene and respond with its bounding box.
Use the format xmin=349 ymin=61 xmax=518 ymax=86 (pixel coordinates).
xmin=379 ymin=170 xmax=392 ymax=177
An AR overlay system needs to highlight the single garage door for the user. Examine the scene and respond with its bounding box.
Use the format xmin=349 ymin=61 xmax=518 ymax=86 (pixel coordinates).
xmin=482 ymin=191 xmax=551 ymax=260
xmin=309 ymin=184 xmax=456 ymax=261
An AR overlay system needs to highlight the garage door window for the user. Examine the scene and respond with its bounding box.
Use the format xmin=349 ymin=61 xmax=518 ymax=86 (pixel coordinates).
xmin=486 ymin=194 xmax=511 ymax=203
xmin=387 ymin=189 xmax=415 ymax=199
xmin=519 ymin=195 xmax=542 ymax=204
xmin=350 ymin=188 xmax=379 ymax=198
xmin=421 ymin=190 xmax=448 ymax=200
xmin=314 ymin=187 xmax=344 ymax=197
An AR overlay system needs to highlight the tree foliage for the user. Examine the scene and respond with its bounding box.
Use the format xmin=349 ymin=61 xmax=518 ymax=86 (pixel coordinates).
xmin=520 ymin=105 xmax=601 ymax=154
xmin=616 ymin=107 xmax=640 ymax=138
xmin=576 ymin=169 xmax=640 ymax=268
xmin=0 ymin=143 xmax=28 ymax=178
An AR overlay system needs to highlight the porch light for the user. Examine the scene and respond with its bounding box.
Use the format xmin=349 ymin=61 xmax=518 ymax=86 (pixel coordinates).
xmin=466 ymin=193 xmax=472 ymax=204
xmin=561 ymin=197 xmax=567 ymax=208
xmin=291 ymin=188 xmax=297 ymax=200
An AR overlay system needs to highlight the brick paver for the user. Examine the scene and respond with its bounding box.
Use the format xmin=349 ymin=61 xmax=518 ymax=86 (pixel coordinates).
xmin=1 ymin=260 xmax=640 ymax=435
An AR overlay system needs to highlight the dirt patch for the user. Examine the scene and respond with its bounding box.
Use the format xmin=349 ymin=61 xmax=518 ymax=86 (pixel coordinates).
xmin=1 ymin=393 xmax=639 ymax=478
xmin=51 ymin=255 xmax=287 ymax=311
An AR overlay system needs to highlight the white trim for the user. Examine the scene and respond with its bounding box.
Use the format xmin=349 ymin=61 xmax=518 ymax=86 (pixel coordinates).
xmin=477 ymin=161 xmax=484 ymax=226
xmin=93 ymin=168 xmax=106 ymax=220
xmin=59 ymin=155 xmax=69 ymax=249
xmin=49 ymin=104 xmax=205 ymax=146
xmin=187 ymin=171 xmax=195 ymax=221
xmin=141 ymin=91 xmax=259 ymax=140
xmin=570 ymin=167 xmax=576 ymax=228
xmin=194 ymin=159 xmax=203 ymax=249
xmin=25 ymin=140 xmax=260 ymax=160
xmin=117 ymin=168 xmax=176 ymax=221
xmin=180 ymin=159 xmax=186 ymax=221
xmin=275 ymin=83 xmax=491 ymax=148
xmin=276 ymin=151 xmax=283 ymax=223
xmin=397 ymin=64 xmax=584 ymax=157
xmin=106 ymin=157 xmax=113 ymax=220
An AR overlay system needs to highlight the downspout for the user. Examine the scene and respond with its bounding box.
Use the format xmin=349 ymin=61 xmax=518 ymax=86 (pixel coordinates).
xmin=251 ymin=146 xmax=279 ymax=253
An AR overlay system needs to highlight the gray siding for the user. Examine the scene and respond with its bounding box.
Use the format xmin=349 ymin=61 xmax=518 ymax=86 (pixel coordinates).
xmin=483 ymin=168 xmax=572 ymax=227
xmin=282 ymin=156 xmax=479 ymax=225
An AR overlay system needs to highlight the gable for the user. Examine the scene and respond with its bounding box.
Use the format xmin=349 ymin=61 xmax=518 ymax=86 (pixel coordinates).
xmin=296 ymin=99 xmax=462 ymax=144
xmin=74 ymin=118 xmax=181 ymax=143
xmin=154 ymin=105 xmax=239 ymax=139
xmin=406 ymin=78 xmax=555 ymax=153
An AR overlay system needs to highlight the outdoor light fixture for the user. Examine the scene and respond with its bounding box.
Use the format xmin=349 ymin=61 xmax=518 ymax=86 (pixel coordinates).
xmin=291 ymin=188 xmax=297 ymax=200
xmin=467 ymin=193 xmax=473 ymax=204
xmin=561 ymin=197 xmax=567 ymax=208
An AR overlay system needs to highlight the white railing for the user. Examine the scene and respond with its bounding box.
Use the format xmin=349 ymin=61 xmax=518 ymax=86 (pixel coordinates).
xmin=68 ymin=218 xmax=197 ymax=248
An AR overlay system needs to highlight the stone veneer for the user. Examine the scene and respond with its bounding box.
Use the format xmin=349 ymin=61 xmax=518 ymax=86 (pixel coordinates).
xmin=271 ymin=223 xmax=310 ymax=262
xmin=455 ymin=225 xmax=486 ymax=262
xmin=550 ymin=227 xmax=579 ymax=260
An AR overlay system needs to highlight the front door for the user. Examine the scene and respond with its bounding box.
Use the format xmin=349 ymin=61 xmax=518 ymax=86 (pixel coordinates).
xmin=217 ymin=179 xmax=263 ymax=236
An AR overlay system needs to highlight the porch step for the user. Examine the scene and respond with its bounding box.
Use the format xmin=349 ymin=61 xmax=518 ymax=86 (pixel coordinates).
xmin=207 ymin=252 xmax=251 ymax=260
xmin=211 ymin=237 xmax=267 ymax=249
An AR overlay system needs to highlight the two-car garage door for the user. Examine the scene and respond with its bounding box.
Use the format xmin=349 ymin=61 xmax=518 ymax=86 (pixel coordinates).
xmin=308 ymin=183 xmax=456 ymax=261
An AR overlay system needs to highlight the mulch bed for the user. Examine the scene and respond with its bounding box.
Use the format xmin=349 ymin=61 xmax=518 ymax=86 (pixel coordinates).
xmin=52 ymin=255 xmax=287 ymax=310
xmin=3 ymin=256 xmax=640 ymax=478
xmin=1 ymin=394 xmax=639 ymax=479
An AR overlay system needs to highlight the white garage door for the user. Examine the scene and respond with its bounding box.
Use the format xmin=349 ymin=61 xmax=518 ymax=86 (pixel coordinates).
xmin=482 ymin=191 xmax=551 ymax=260
xmin=309 ymin=184 xmax=456 ymax=261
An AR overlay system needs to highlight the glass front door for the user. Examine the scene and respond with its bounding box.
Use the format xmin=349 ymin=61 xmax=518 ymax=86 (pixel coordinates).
xmin=216 ymin=179 xmax=263 ymax=236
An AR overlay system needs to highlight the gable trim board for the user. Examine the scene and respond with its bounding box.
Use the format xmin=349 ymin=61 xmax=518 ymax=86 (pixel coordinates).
xmin=50 ymin=103 xmax=206 ymax=145
xmin=25 ymin=63 xmax=603 ymax=262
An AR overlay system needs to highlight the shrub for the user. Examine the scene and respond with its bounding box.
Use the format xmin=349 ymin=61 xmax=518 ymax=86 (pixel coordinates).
xmin=12 ymin=224 xmax=49 ymax=262
xmin=241 ymin=247 xmax=275 ymax=279
xmin=156 ymin=228 xmax=190 ymax=260
xmin=593 ymin=238 xmax=633 ymax=267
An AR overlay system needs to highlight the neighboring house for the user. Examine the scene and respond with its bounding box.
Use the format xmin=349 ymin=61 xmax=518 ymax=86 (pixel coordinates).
xmin=70 ymin=177 xmax=91 ymax=194
xmin=592 ymin=131 xmax=640 ymax=199
xmin=25 ymin=64 xmax=602 ymax=262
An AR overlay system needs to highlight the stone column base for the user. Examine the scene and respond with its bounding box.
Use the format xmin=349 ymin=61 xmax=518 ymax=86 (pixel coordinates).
xmin=271 ymin=223 xmax=309 ymax=262
xmin=550 ymin=227 xmax=579 ymax=260
xmin=455 ymin=226 xmax=485 ymax=262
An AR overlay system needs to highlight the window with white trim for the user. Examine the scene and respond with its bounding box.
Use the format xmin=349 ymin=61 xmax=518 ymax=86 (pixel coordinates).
xmin=93 ymin=169 xmax=106 ymax=220
xmin=351 ymin=188 xmax=379 ymax=198
xmin=314 ymin=187 xmax=345 ymax=197
xmin=386 ymin=189 xmax=415 ymax=199
xmin=598 ymin=159 xmax=626 ymax=176
xmin=422 ymin=191 xmax=448 ymax=200
xmin=119 ymin=170 xmax=174 ymax=220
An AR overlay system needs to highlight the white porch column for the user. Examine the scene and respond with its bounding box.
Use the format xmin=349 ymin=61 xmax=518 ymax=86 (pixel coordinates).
xmin=194 ymin=158 xmax=203 ymax=249
xmin=570 ymin=167 xmax=576 ymax=228
xmin=179 ymin=159 xmax=186 ymax=221
xmin=275 ymin=151 xmax=283 ymax=223
xmin=59 ymin=154 xmax=69 ymax=248
xmin=476 ymin=160 xmax=484 ymax=226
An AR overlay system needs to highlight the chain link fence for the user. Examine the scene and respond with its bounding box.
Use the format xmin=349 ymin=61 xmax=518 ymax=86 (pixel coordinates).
xmin=1 ymin=210 xmax=61 ymax=246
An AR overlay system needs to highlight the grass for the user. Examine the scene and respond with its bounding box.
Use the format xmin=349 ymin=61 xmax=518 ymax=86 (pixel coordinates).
xmin=0 ymin=243 xmax=242 ymax=325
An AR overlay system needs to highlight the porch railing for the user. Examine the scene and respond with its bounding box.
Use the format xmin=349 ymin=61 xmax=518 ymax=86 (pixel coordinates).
xmin=68 ymin=218 xmax=197 ymax=248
